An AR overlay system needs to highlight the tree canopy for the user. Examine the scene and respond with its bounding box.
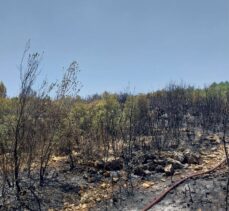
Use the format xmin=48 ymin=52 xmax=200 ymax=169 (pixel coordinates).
xmin=0 ymin=81 xmax=6 ymax=98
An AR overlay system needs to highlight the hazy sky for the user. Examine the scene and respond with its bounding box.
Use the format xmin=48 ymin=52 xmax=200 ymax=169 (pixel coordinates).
xmin=0 ymin=0 xmax=229 ymax=97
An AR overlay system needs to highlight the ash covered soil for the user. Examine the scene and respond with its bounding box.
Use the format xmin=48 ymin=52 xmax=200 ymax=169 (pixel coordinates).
xmin=94 ymin=135 xmax=229 ymax=211
xmin=1 ymin=133 xmax=229 ymax=211
xmin=95 ymin=169 xmax=229 ymax=211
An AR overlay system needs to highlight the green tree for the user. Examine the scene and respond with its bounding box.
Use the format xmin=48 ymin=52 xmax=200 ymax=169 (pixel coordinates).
xmin=0 ymin=81 xmax=7 ymax=98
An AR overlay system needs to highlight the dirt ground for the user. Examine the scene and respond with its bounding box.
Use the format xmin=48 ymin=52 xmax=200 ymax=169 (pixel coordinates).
xmin=94 ymin=169 xmax=228 ymax=211
xmin=94 ymin=144 xmax=228 ymax=211
xmin=1 ymin=133 xmax=228 ymax=211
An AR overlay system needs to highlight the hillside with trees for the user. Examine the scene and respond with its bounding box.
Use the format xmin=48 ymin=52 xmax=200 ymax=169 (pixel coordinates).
xmin=0 ymin=51 xmax=229 ymax=210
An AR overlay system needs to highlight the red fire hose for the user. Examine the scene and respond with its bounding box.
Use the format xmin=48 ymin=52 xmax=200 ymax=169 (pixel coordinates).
xmin=142 ymin=158 xmax=226 ymax=211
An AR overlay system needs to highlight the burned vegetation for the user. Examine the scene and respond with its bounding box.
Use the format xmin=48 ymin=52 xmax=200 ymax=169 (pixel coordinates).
xmin=0 ymin=50 xmax=229 ymax=210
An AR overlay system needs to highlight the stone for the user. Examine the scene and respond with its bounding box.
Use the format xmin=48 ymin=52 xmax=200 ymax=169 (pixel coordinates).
xmin=142 ymin=181 xmax=154 ymax=188
xmin=105 ymin=159 xmax=123 ymax=171
xmin=112 ymin=177 xmax=119 ymax=183
xmin=155 ymin=165 xmax=164 ymax=173
xmin=142 ymin=153 xmax=156 ymax=164
xmin=194 ymin=165 xmax=203 ymax=171
xmin=183 ymin=149 xmax=200 ymax=164
xmin=103 ymin=171 xmax=110 ymax=177
xmin=94 ymin=159 xmax=123 ymax=171
xmin=134 ymin=166 xmax=146 ymax=176
xmin=206 ymin=135 xmax=221 ymax=144
xmin=211 ymin=147 xmax=217 ymax=151
xmin=154 ymin=159 xmax=166 ymax=166
xmin=164 ymin=164 xmax=174 ymax=176
xmin=167 ymin=158 xmax=184 ymax=169
xmin=96 ymin=197 xmax=102 ymax=202
xmin=148 ymin=162 xmax=156 ymax=171
xmin=144 ymin=170 xmax=151 ymax=175
xmin=172 ymin=152 xmax=185 ymax=163
xmin=81 ymin=204 xmax=87 ymax=209
xmin=94 ymin=160 xmax=105 ymax=169
xmin=101 ymin=183 xmax=107 ymax=189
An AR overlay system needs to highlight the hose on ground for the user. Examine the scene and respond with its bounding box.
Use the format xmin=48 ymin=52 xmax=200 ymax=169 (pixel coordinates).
xmin=142 ymin=158 xmax=226 ymax=211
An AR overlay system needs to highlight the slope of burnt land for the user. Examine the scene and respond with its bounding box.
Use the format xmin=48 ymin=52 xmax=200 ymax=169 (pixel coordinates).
xmin=0 ymin=132 xmax=227 ymax=210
